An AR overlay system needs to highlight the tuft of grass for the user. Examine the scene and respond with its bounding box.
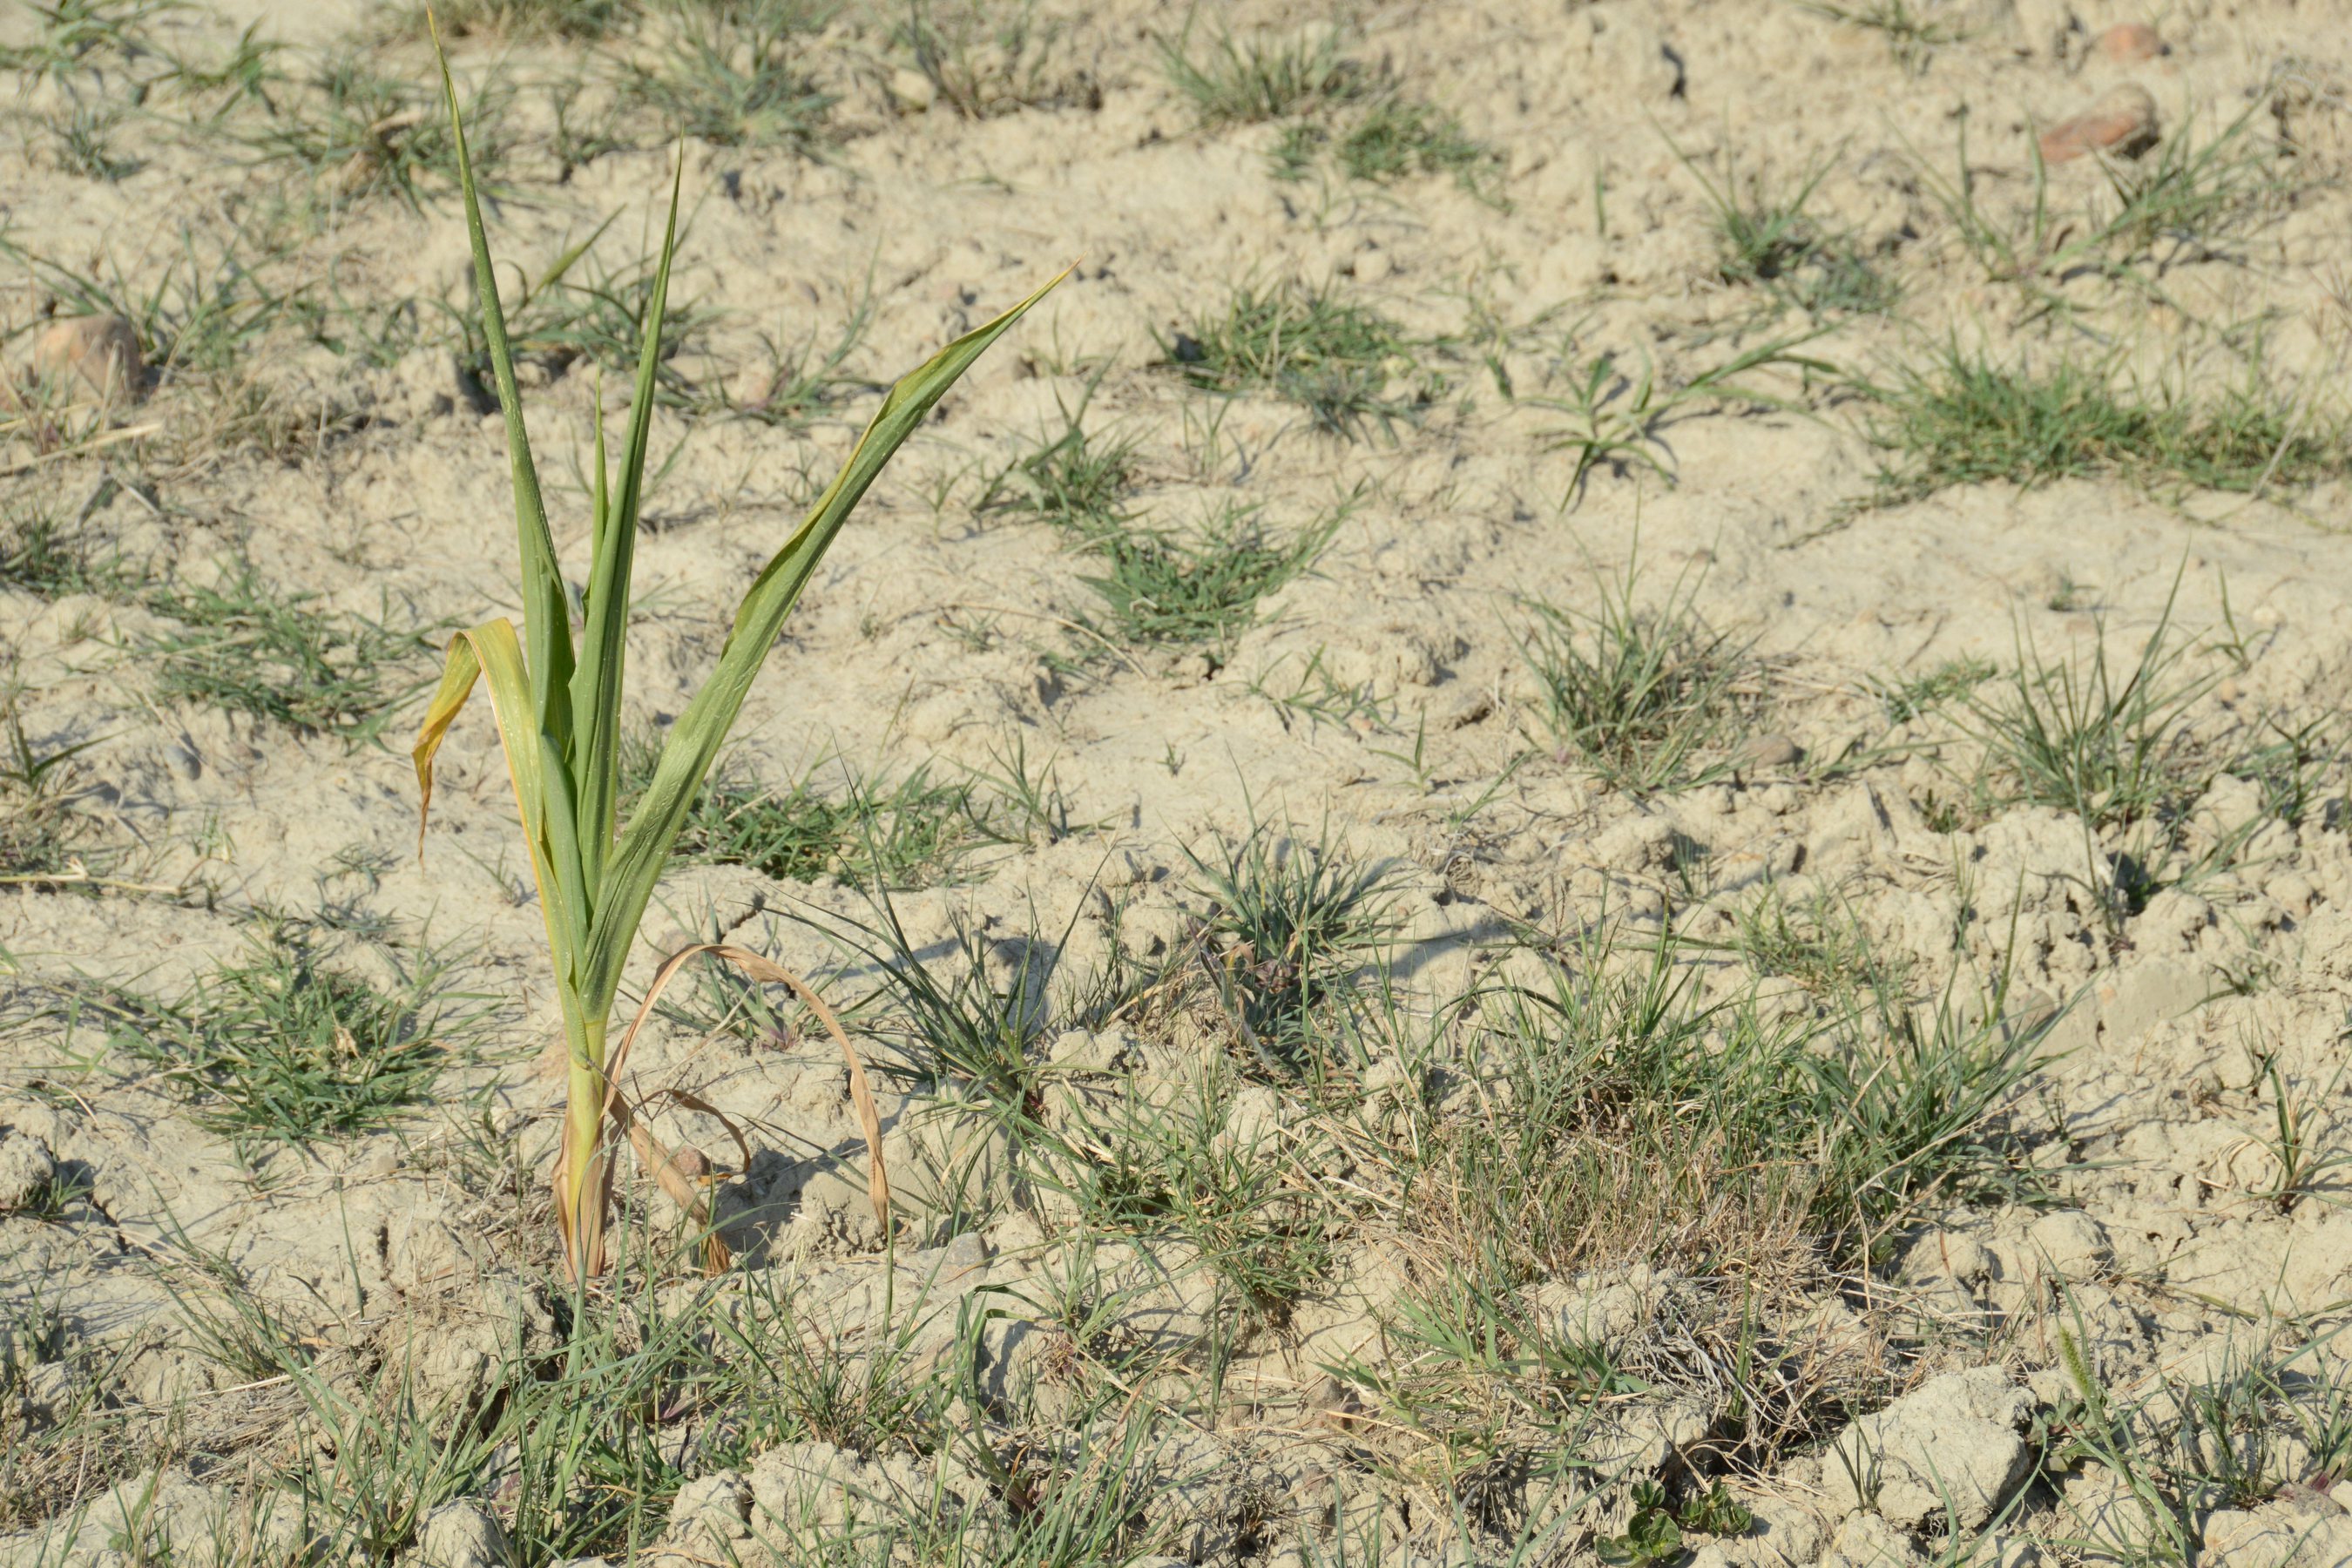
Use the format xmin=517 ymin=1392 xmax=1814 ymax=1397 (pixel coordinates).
xmin=1673 ymin=139 xmax=1895 ymax=315
xmin=1055 ymin=1064 xmax=1343 ymax=1317
xmin=1869 ymin=655 xmax=1996 ymax=725
xmin=1865 ymin=342 xmax=2349 ymax=505
xmin=1157 ymin=23 xmax=1362 ymax=126
xmin=49 ymin=103 xmax=139 ymax=181
xmin=397 ymin=0 xmax=638 ymax=40
xmin=1531 ymin=330 xmax=1835 ymax=503
xmin=438 ymin=220 xmax=720 ymax=412
xmin=240 ymin=54 xmax=504 ymax=212
xmin=0 ymin=0 xmax=173 ymax=81
xmin=611 ymin=0 xmax=833 ymax=151
xmin=1792 ymin=0 xmax=1969 ymax=71
xmin=1733 ymin=883 xmax=1910 ymax=998
xmin=1412 ymin=939 xmax=2039 ymax=1280
xmin=841 ymin=898 xmax=1064 ymax=1128
xmin=1160 ymin=280 xmax=1437 ymax=440
xmin=1186 ymin=825 xmax=1397 ymax=1066
xmin=622 ymin=732 xmax=1004 ymax=889
xmin=728 ymin=285 xmax=874 ymax=429
xmin=0 ymin=497 xmax=122 ymax=599
xmin=1277 ymin=94 xmax=1500 ymax=199
xmin=1963 ymin=601 xmax=2214 ymax=836
xmin=893 ymin=0 xmax=1090 ymax=119
xmin=1949 ymin=582 xmax=2341 ymax=924
xmin=140 ymin=562 xmax=434 ymax=744
xmin=2044 ymin=1318 xmax=2352 ymax=1561
xmin=0 ymin=702 xmax=102 ymax=882
xmin=978 ymin=389 xmax=1139 ymax=535
xmin=84 ymin=930 xmax=477 ymax=1156
xmin=1341 ymin=936 xmax=2043 ymax=1500
xmin=1517 ymin=552 xmax=1759 ymax=794
xmin=1075 ymin=500 xmax=1336 ymax=650
xmin=1906 ymin=102 xmax=2294 ymax=307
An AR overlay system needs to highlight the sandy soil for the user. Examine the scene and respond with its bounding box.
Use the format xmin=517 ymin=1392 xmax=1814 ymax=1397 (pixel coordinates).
xmin=3 ymin=0 xmax=2352 ymax=1564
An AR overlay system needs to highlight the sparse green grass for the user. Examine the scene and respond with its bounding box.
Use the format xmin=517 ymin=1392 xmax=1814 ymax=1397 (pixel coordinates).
xmin=1058 ymin=1064 xmax=1343 ymax=1316
xmin=611 ymin=0 xmax=833 ymax=151
xmin=1793 ymin=0 xmax=1969 ymax=71
xmin=1909 ymin=102 xmax=2294 ymax=304
xmin=1158 ymin=23 xmax=1362 ymax=126
xmin=1867 ymin=341 xmax=2349 ymax=505
xmin=1075 ymin=500 xmax=1336 ymax=649
xmin=84 ymin=930 xmax=476 ymax=1156
xmin=0 ymin=0 xmax=174 ymax=81
xmin=730 ymin=287 xmax=873 ymax=428
xmin=893 ymin=0 xmax=1085 ymax=118
xmin=240 ymin=54 xmax=504 ymax=212
xmin=48 ymin=103 xmax=138 ymax=181
xmin=1531 ymin=330 xmax=1835 ymax=502
xmin=140 ymin=563 xmax=434 ymax=744
xmin=1186 ymin=826 xmax=1396 ymax=1065
xmin=398 ymin=0 xmax=638 ymax=40
xmin=1868 ymin=654 xmax=1996 ymax=726
xmin=0 ymin=703 xmax=100 ymax=882
xmin=1339 ymin=936 xmax=2042 ymax=1501
xmin=440 ymin=224 xmax=720 ymax=412
xmin=2046 ymin=1318 xmax=2352 ymax=1562
xmin=1943 ymin=585 xmax=2340 ymax=922
xmin=979 ymin=394 xmax=1139 ymax=534
xmin=1277 ymin=94 xmax=1499 ymax=199
xmin=1517 ymin=554 xmax=1759 ymax=793
xmin=1161 ymin=280 xmax=1438 ymax=440
xmin=3 ymin=228 xmax=295 ymax=386
xmin=1965 ymin=603 xmax=2216 ymax=836
xmin=1245 ymin=644 xmax=1397 ymax=735
xmin=623 ymin=731 xmax=1005 ymax=889
xmin=1497 ymin=950 xmax=2041 ymax=1276
xmin=1734 ymin=882 xmax=1910 ymax=997
xmin=97 ymin=1216 xmax=1175 ymax=1566
xmin=1673 ymin=140 xmax=1894 ymax=315
xmin=0 ymin=497 xmax=121 ymax=599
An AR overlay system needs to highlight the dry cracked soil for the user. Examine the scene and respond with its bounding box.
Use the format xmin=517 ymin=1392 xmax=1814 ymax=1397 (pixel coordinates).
xmin=3 ymin=0 xmax=2352 ymax=1565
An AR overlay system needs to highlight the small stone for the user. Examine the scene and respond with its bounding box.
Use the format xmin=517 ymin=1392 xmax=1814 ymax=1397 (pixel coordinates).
xmin=30 ymin=314 xmax=145 ymax=403
xmin=0 ymin=1130 xmax=57 ymax=1213
xmin=420 ymin=1499 xmax=511 ymax=1568
xmin=1742 ymin=733 xmax=1804 ymax=769
xmin=2092 ymin=22 xmax=2165 ymax=63
xmin=2038 ymin=84 xmax=2159 ymax=165
xmin=887 ymin=65 xmax=936 ymax=112
xmin=1354 ymin=247 xmax=1394 ymax=284
xmin=2025 ymin=1210 xmax=2112 ymax=1279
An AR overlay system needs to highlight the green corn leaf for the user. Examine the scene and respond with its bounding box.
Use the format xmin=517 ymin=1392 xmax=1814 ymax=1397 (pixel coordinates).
xmin=578 ymin=267 xmax=1070 ymax=1015
xmin=433 ymin=25 xmax=574 ymax=757
xmin=571 ymin=164 xmax=681 ymax=900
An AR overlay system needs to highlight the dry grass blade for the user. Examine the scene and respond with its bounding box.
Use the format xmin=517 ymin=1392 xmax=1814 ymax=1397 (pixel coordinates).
xmin=605 ymin=942 xmax=892 ymax=1237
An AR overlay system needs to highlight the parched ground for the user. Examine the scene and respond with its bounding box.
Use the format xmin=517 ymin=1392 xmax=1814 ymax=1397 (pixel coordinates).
xmin=3 ymin=0 xmax=2352 ymax=1564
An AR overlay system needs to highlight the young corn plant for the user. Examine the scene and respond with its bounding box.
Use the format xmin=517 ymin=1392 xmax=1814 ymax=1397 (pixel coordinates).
xmin=409 ymin=37 xmax=1058 ymax=1281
